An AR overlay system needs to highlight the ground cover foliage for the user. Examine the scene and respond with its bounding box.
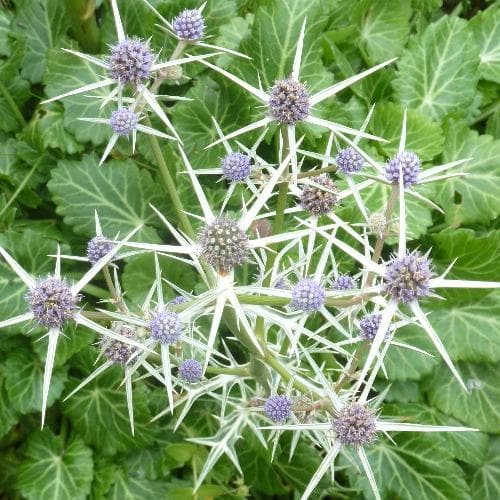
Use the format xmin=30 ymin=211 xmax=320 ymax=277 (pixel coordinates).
xmin=0 ymin=0 xmax=499 ymax=499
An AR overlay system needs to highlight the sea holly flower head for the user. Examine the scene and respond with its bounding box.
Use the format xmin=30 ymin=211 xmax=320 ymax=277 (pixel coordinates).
xmin=86 ymin=235 xmax=115 ymax=265
xmin=383 ymin=250 xmax=434 ymax=303
xmin=169 ymin=295 xmax=188 ymax=306
xmin=359 ymin=313 xmax=391 ymax=341
xmin=179 ymin=358 xmax=203 ymax=382
xmin=333 ymin=403 xmax=377 ymax=447
xmin=336 ymin=147 xmax=364 ymax=174
xmin=149 ymin=310 xmax=183 ymax=344
xmin=221 ymin=152 xmax=252 ymax=182
xmin=385 ymin=151 xmax=421 ymax=187
xmin=268 ymin=78 xmax=310 ymax=125
xmin=109 ymin=38 xmax=153 ymax=85
xmin=109 ymin=107 xmax=139 ymax=136
xmin=173 ymin=9 xmax=206 ymax=41
xmin=291 ymin=278 xmax=325 ymax=313
xmin=26 ymin=277 xmax=78 ymax=328
xmin=299 ymin=174 xmax=339 ymax=216
xmin=331 ymin=274 xmax=356 ymax=291
xmin=264 ymin=395 xmax=293 ymax=422
xmin=102 ymin=324 xmax=137 ymax=365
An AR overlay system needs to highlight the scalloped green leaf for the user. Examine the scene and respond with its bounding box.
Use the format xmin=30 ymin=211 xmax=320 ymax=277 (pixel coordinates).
xmin=393 ymin=16 xmax=479 ymax=120
xmin=0 ymin=9 xmax=12 ymax=57
xmin=469 ymin=437 xmax=500 ymax=500
xmin=0 ymin=374 xmax=19 ymax=438
xmin=17 ymin=430 xmax=93 ymax=500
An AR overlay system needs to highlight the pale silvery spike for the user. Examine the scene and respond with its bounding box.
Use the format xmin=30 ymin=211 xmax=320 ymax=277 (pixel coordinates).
xmin=193 ymin=20 xmax=395 ymax=182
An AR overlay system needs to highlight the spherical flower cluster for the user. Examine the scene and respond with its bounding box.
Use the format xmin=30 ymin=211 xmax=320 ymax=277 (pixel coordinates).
xmin=109 ymin=38 xmax=153 ymax=85
xmin=300 ymin=174 xmax=339 ymax=216
xmin=86 ymin=236 xmax=115 ymax=265
xmin=385 ymin=151 xmax=421 ymax=187
xmin=109 ymin=107 xmax=138 ymax=136
xmin=169 ymin=295 xmax=187 ymax=306
xmin=333 ymin=403 xmax=377 ymax=447
xmin=291 ymin=279 xmax=325 ymax=313
xmin=268 ymin=78 xmax=309 ymax=124
xmin=221 ymin=152 xmax=252 ymax=182
xmin=178 ymin=359 xmax=203 ymax=383
xmin=359 ymin=313 xmax=391 ymax=341
xmin=198 ymin=217 xmax=249 ymax=273
xmin=172 ymin=9 xmax=205 ymax=40
xmin=264 ymin=395 xmax=293 ymax=422
xmin=102 ymin=324 xmax=137 ymax=365
xmin=336 ymin=147 xmax=364 ymax=174
xmin=369 ymin=212 xmax=387 ymax=237
xmin=383 ymin=251 xmax=434 ymax=304
xmin=26 ymin=277 xmax=78 ymax=328
xmin=149 ymin=310 xmax=182 ymax=344
xmin=331 ymin=274 xmax=356 ymax=291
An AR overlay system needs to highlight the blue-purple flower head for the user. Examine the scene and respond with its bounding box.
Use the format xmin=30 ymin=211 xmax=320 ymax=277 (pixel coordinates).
xmin=221 ymin=152 xmax=252 ymax=182
xmin=169 ymin=295 xmax=187 ymax=306
xmin=264 ymin=395 xmax=293 ymax=422
xmin=26 ymin=277 xmax=78 ymax=328
xmin=333 ymin=403 xmax=377 ymax=447
xmin=291 ymin=278 xmax=325 ymax=313
xmin=359 ymin=313 xmax=391 ymax=342
xmin=268 ymin=78 xmax=309 ymax=125
xmin=336 ymin=147 xmax=364 ymax=174
xmin=385 ymin=151 xmax=421 ymax=187
xmin=149 ymin=310 xmax=182 ymax=344
xmin=383 ymin=250 xmax=434 ymax=304
xmin=109 ymin=38 xmax=153 ymax=85
xmin=331 ymin=274 xmax=356 ymax=291
xmin=102 ymin=324 xmax=137 ymax=365
xmin=109 ymin=107 xmax=138 ymax=136
xmin=300 ymin=174 xmax=339 ymax=216
xmin=178 ymin=359 xmax=202 ymax=383
xmin=86 ymin=236 xmax=114 ymax=265
xmin=172 ymin=9 xmax=205 ymax=40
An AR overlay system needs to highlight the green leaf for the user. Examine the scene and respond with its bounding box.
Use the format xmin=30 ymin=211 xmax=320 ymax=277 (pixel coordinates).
xmin=469 ymin=437 xmax=500 ymax=500
xmin=486 ymin=107 xmax=500 ymax=139
xmin=11 ymin=0 xmax=70 ymax=83
xmin=17 ymin=430 xmax=93 ymax=500
xmin=470 ymin=6 xmax=500 ymax=83
xmin=105 ymin=469 xmax=171 ymax=500
xmin=0 ymin=9 xmax=12 ymax=57
xmin=62 ymin=369 xmax=154 ymax=455
xmin=370 ymin=102 xmax=444 ymax=161
xmin=48 ymin=154 xmax=169 ymax=240
xmin=393 ymin=16 xmax=479 ymax=120
xmin=426 ymin=362 xmax=500 ymax=433
xmin=355 ymin=0 xmax=412 ymax=63
xmin=0 ymin=373 xmax=19 ymax=439
xmin=435 ymin=120 xmax=500 ymax=226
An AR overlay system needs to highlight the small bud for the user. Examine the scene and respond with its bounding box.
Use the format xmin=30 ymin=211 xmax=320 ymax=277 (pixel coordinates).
xmin=291 ymin=279 xmax=325 ymax=313
xmin=172 ymin=9 xmax=205 ymax=40
xmin=109 ymin=107 xmax=138 ymax=136
xmin=169 ymin=296 xmax=187 ymax=306
xmin=300 ymin=174 xmax=339 ymax=216
xmin=333 ymin=403 xmax=377 ymax=447
xmin=331 ymin=274 xmax=356 ymax=291
xmin=149 ymin=310 xmax=182 ymax=345
xmin=264 ymin=395 xmax=293 ymax=422
xmin=369 ymin=212 xmax=387 ymax=237
xmin=178 ymin=359 xmax=202 ymax=382
xmin=268 ymin=78 xmax=309 ymax=124
xmin=336 ymin=147 xmax=364 ymax=174
xmin=86 ymin=236 xmax=115 ymax=265
xmin=162 ymin=65 xmax=183 ymax=81
xmin=109 ymin=38 xmax=153 ymax=85
xmin=221 ymin=152 xmax=252 ymax=182
xmin=385 ymin=151 xmax=421 ymax=187
xmin=251 ymin=218 xmax=273 ymax=238
xmin=359 ymin=313 xmax=391 ymax=341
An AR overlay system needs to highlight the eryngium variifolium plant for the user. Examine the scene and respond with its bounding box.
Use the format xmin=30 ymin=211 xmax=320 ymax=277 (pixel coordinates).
xmin=1 ymin=0 xmax=499 ymax=499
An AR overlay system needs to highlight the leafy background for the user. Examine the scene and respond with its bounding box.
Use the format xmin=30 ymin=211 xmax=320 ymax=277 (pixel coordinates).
xmin=0 ymin=0 xmax=499 ymax=498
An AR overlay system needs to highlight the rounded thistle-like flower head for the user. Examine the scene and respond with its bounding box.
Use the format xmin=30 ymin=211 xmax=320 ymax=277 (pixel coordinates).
xmin=169 ymin=295 xmax=187 ymax=306
xmin=264 ymin=395 xmax=293 ymax=422
xmin=149 ymin=310 xmax=182 ymax=345
xmin=331 ymin=274 xmax=357 ymax=291
xmin=291 ymin=278 xmax=325 ymax=313
xmin=369 ymin=212 xmax=387 ymax=238
xmin=102 ymin=324 xmax=137 ymax=365
xmin=274 ymin=276 xmax=290 ymax=290
xmin=383 ymin=250 xmax=434 ymax=304
xmin=86 ymin=236 xmax=114 ymax=265
xmin=300 ymin=175 xmax=339 ymax=216
xmin=268 ymin=78 xmax=309 ymax=125
xmin=359 ymin=313 xmax=391 ymax=342
xmin=26 ymin=277 xmax=78 ymax=328
xmin=221 ymin=152 xmax=252 ymax=182
xmin=178 ymin=359 xmax=203 ymax=383
xmin=198 ymin=217 xmax=249 ymax=274
xmin=385 ymin=151 xmax=421 ymax=187
xmin=336 ymin=147 xmax=364 ymax=175
xmin=333 ymin=403 xmax=377 ymax=447
xmin=109 ymin=38 xmax=153 ymax=85
xmin=172 ymin=9 xmax=205 ymax=40
xmin=109 ymin=107 xmax=138 ymax=136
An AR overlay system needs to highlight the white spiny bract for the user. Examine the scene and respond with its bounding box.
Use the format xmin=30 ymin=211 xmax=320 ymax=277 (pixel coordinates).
xmin=3 ymin=5 xmax=498 ymax=500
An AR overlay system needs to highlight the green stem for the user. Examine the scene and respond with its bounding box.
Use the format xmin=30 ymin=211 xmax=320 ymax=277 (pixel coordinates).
xmin=205 ymin=364 xmax=250 ymax=376
xmin=0 ymin=80 xmax=26 ymax=127
xmin=102 ymin=265 xmax=127 ymax=312
xmin=469 ymin=101 xmax=500 ymax=126
xmin=63 ymin=0 xmax=100 ymax=53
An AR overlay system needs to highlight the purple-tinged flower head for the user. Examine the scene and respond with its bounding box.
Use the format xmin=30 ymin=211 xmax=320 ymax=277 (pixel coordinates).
xmin=109 ymin=38 xmax=153 ymax=85
xmin=86 ymin=236 xmax=115 ymax=265
xmin=149 ymin=310 xmax=182 ymax=344
xmin=333 ymin=403 xmax=377 ymax=447
xmin=102 ymin=324 xmax=137 ymax=365
xmin=359 ymin=313 xmax=391 ymax=342
xmin=291 ymin=278 xmax=325 ymax=313
xmin=178 ymin=358 xmax=203 ymax=383
xmin=274 ymin=276 xmax=289 ymax=290
xmin=109 ymin=107 xmax=138 ymax=136
xmin=383 ymin=250 xmax=434 ymax=304
xmin=268 ymin=78 xmax=309 ymax=125
xmin=385 ymin=151 xmax=421 ymax=187
xmin=331 ymin=274 xmax=357 ymax=291
xmin=198 ymin=217 xmax=249 ymax=274
xmin=336 ymin=147 xmax=364 ymax=174
xmin=300 ymin=174 xmax=339 ymax=216
xmin=26 ymin=277 xmax=78 ymax=328
xmin=264 ymin=395 xmax=293 ymax=422
xmin=172 ymin=9 xmax=205 ymax=40
xmin=221 ymin=152 xmax=252 ymax=182
xmin=169 ymin=295 xmax=187 ymax=306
